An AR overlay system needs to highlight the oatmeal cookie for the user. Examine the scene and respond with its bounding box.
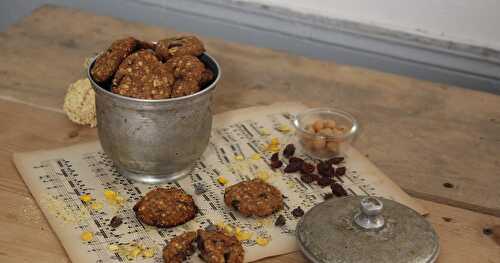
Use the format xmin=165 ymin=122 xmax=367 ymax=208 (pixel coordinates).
xmin=91 ymin=37 xmax=138 ymax=83
xmin=133 ymin=188 xmax=197 ymax=227
xmin=156 ymin=36 xmax=205 ymax=61
xmin=224 ymin=179 xmax=283 ymax=217
xmin=197 ymin=229 xmax=244 ymax=263
xmin=171 ymin=79 xmax=200 ymax=98
xmin=163 ymin=231 xmax=198 ymax=263
xmin=112 ymin=50 xmax=175 ymax=99
xmin=165 ymin=55 xmax=205 ymax=82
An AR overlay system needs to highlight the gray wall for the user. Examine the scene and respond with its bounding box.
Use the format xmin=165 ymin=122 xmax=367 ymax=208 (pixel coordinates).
xmin=1 ymin=0 xmax=499 ymax=93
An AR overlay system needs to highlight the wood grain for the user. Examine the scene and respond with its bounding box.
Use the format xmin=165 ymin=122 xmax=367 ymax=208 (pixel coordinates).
xmin=0 ymin=5 xmax=499 ymax=216
xmin=0 ymin=75 xmax=499 ymax=263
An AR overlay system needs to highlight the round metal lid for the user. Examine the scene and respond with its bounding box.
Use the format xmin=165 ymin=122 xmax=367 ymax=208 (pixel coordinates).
xmin=296 ymin=196 xmax=439 ymax=263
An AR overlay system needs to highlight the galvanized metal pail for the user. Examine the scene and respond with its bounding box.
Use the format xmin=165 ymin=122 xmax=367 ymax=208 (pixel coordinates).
xmin=87 ymin=53 xmax=220 ymax=184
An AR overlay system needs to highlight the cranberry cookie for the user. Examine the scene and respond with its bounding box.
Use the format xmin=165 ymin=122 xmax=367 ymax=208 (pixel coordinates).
xmin=197 ymin=229 xmax=244 ymax=263
xmin=165 ymin=55 xmax=205 ymax=82
xmin=112 ymin=50 xmax=175 ymax=99
xmin=91 ymin=37 xmax=138 ymax=83
xmin=156 ymin=36 xmax=205 ymax=61
xmin=224 ymin=179 xmax=283 ymax=217
xmin=163 ymin=231 xmax=198 ymax=263
xmin=133 ymin=188 xmax=197 ymax=227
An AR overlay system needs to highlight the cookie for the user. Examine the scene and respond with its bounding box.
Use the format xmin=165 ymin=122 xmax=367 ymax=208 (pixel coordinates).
xmin=156 ymin=36 xmax=205 ymax=61
xmin=91 ymin=37 xmax=138 ymax=83
xmin=197 ymin=229 xmax=244 ymax=263
xmin=133 ymin=188 xmax=197 ymax=227
xmin=171 ymin=79 xmax=200 ymax=98
xmin=199 ymin=68 xmax=214 ymax=87
xmin=165 ymin=55 xmax=205 ymax=82
xmin=112 ymin=50 xmax=175 ymax=99
xmin=163 ymin=231 xmax=198 ymax=263
xmin=224 ymin=179 xmax=283 ymax=217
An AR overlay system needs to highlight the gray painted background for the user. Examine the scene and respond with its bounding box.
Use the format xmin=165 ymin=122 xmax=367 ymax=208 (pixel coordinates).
xmin=1 ymin=0 xmax=499 ymax=93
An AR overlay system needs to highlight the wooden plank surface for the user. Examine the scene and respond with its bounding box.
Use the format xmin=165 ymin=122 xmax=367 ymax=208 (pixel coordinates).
xmin=1 ymin=5 xmax=499 ymax=216
xmin=0 ymin=99 xmax=499 ymax=262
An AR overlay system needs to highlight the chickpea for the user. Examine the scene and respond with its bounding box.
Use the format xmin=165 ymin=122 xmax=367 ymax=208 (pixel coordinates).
xmin=312 ymin=138 xmax=326 ymax=150
xmin=312 ymin=120 xmax=324 ymax=133
xmin=324 ymin=119 xmax=337 ymax=129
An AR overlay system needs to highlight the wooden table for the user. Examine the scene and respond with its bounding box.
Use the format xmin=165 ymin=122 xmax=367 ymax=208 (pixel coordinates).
xmin=0 ymin=5 xmax=499 ymax=263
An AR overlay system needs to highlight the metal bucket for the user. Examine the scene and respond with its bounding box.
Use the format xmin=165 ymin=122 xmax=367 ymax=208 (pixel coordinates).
xmin=87 ymin=53 xmax=220 ymax=184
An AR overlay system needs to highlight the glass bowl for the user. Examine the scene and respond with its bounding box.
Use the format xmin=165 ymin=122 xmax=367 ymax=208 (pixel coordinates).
xmin=293 ymin=108 xmax=359 ymax=159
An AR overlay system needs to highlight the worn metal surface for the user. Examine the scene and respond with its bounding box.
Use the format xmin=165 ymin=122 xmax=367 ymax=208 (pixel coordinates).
xmin=297 ymin=196 xmax=439 ymax=263
xmin=88 ymin=53 xmax=220 ymax=183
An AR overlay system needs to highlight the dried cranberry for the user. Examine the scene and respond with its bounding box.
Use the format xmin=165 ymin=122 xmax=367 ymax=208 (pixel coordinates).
xmin=284 ymin=161 xmax=302 ymax=173
xmin=331 ymin=183 xmax=348 ymax=197
xmin=275 ymin=215 xmax=286 ymax=226
xmin=270 ymin=160 xmax=283 ymax=169
xmin=300 ymin=173 xmax=315 ymax=184
xmin=328 ymin=157 xmax=344 ymax=165
xmin=289 ymin=157 xmax=304 ymax=164
xmin=317 ymin=176 xmax=333 ymax=187
xmin=283 ymin=144 xmax=296 ymax=158
xmin=301 ymin=162 xmax=315 ymax=174
xmin=270 ymin=152 xmax=279 ymax=162
xmin=109 ymin=216 xmax=123 ymax=228
xmin=291 ymin=207 xmax=305 ymax=217
xmin=317 ymin=161 xmax=334 ymax=177
xmin=335 ymin=167 xmax=346 ymax=176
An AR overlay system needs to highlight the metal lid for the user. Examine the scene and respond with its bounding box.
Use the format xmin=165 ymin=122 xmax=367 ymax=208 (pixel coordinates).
xmin=296 ymin=196 xmax=439 ymax=263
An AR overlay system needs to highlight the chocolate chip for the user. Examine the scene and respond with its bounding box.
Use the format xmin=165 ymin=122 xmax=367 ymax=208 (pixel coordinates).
xmin=442 ymin=217 xmax=452 ymax=222
xmin=323 ymin=193 xmax=334 ymax=200
xmin=483 ymin=228 xmax=493 ymax=235
xmin=327 ymin=157 xmax=344 ymax=165
xmin=301 ymin=162 xmax=315 ymax=174
xmin=331 ymin=183 xmax=348 ymax=197
xmin=291 ymin=207 xmax=304 ymax=218
xmin=109 ymin=216 xmax=123 ymax=228
xmin=270 ymin=160 xmax=283 ymax=169
xmin=270 ymin=153 xmax=279 ymax=162
xmin=317 ymin=176 xmax=333 ymax=187
xmin=274 ymin=215 xmax=286 ymax=226
xmin=300 ymin=173 xmax=315 ymax=184
xmin=283 ymin=144 xmax=296 ymax=158
xmin=335 ymin=167 xmax=346 ymax=176
xmin=317 ymin=161 xmax=333 ymax=177
xmin=443 ymin=182 xmax=454 ymax=188
xmin=284 ymin=161 xmax=302 ymax=173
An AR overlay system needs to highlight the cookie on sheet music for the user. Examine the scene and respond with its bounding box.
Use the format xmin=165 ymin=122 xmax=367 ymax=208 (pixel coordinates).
xmin=163 ymin=231 xmax=198 ymax=263
xmin=197 ymin=228 xmax=244 ymax=263
xmin=224 ymin=179 xmax=283 ymax=217
xmin=133 ymin=188 xmax=197 ymax=227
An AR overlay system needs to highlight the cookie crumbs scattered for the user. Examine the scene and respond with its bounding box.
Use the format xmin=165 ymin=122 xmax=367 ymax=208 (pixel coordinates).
xmin=80 ymin=231 xmax=94 ymax=242
xmin=90 ymin=201 xmax=103 ymax=211
xmin=255 ymin=236 xmax=270 ymax=246
xmin=256 ymin=170 xmax=270 ymax=181
xmin=234 ymin=155 xmax=245 ymax=161
xmin=79 ymin=194 xmax=92 ymax=203
xmin=250 ymin=153 xmax=262 ymax=160
xmin=276 ymin=124 xmax=291 ymax=133
xmin=217 ymin=176 xmax=229 ymax=186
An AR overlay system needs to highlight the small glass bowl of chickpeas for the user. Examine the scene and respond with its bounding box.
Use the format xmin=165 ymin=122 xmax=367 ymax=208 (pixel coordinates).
xmin=293 ymin=108 xmax=359 ymax=159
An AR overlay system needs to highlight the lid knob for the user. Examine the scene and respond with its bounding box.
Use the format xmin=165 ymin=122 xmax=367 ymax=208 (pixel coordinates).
xmin=354 ymin=197 xmax=385 ymax=230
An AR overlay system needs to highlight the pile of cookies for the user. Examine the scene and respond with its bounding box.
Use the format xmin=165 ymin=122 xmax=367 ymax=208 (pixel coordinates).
xmin=90 ymin=36 xmax=214 ymax=99
xmin=133 ymin=179 xmax=284 ymax=263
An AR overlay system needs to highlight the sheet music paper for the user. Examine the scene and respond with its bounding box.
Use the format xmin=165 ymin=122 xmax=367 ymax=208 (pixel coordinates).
xmin=13 ymin=102 xmax=425 ymax=263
